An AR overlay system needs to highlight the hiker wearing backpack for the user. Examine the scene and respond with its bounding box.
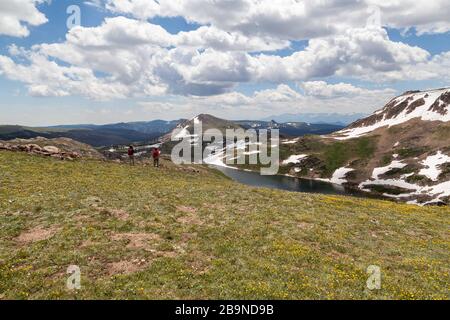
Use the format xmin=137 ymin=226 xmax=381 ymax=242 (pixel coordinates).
xmin=152 ymin=147 xmax=161 ymax=167
xmin=128 ymin=145 xmax=135 ymax=165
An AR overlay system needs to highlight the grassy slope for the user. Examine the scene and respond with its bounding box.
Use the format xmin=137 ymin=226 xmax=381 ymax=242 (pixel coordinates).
xmin=235 ymin=136 xmax=377 ymax=177
xmin=278 ymin=135 xmax=377 ymax=176
xmin=0 ymin=151 xmax=449 ymax=300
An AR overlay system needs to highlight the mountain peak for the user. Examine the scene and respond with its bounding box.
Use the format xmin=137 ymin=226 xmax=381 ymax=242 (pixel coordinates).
xmin=195 ymin=114 xmax=222 ymax=122
xmin=334 ymin=87 xmax=450 ymax=140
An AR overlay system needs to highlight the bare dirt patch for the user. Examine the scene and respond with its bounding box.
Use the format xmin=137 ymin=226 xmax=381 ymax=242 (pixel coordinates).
xmin=176 ymin=206 xmax=204 ymax=225
xmin=107 ymin=258 xmax=149 ymax=275
xmin=15 ymin=226 xmax=58 ymax=244
xmin=111 ymin=233 xmax=161 ymax=249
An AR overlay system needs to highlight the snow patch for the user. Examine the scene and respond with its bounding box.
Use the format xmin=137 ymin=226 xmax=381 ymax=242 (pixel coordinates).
xmin=281 ymin=138 xmax=299 ymax=144
xmin=193 ymin=116 xmax=200 ymax=124
xmin=359 ymin=155 xmax=450 ymax=205
xmin=359 ymin=178 xmax=419 ymax=195
xmin=418 ymin=151 xmax=450 ymax=181
xmin=372 ymin=160 xmax=406 ymax=179
xmin=282 ymin=154 xmax=308 ymax=165
xmin=330 ymin=167 xmax=354 ymax=185
xmin=318 ymin=167 xmax=354 ymax=185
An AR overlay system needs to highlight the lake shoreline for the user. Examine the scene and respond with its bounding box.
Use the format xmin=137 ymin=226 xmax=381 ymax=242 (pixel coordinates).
xmin=208 ymin=164 xmax=389 ymax=201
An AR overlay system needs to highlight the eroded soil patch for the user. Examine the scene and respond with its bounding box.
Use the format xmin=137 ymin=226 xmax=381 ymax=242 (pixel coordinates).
xmin=15 ymin=226 xmax=59 ymax=244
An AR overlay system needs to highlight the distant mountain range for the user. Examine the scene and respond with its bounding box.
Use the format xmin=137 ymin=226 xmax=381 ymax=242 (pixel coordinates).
xmin=0 ymin=120 xmax=181 ymax=147
xmin=162 ymin=114 xmax=344 ymax=141
xmin=260 ymin=113 xmax=368 ymax=125
xmin=235 ymin=119 xmax=343 ymax=136
xmin=0 ymin=117 xmax=343 ymax=147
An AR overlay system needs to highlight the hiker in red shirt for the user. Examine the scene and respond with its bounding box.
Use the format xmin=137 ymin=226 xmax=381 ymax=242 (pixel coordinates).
xmin=152 ymin=147 xmax=161 ymax=167
xmin=127 ymin=145 xmax=135 ymax=165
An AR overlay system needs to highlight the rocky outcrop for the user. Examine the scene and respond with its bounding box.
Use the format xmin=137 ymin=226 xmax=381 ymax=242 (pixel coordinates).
xmin=0 ymin=137 xmax=103 ymax=160
xmin=0 ymin=141 xmax=80 ymax=160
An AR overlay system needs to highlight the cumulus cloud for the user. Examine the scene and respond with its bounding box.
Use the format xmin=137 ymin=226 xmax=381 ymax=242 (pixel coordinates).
xmin=253 ymin=27 xmax=431 ymax=82
xmin=136 ymin=83 xmax=397 ymax=120
xmin=65 ymin=16 xmax=174 ymax=48
xmin=368 ymin=0 xmax=450 ymax=35
xmin=176 ymin=26 xmax=289 ymax=52
xmin=104 ymin=0 xmax=450 ymax=37
xmin=1 ymin=21 xmax=447 ymax=100
xmin=11 ymin=16 xmax=280 ymax=97
xmin=0 ymin=2 xmax=448 ymax=108
xmin=0 ymin=0 xmax=48 ymax=37
xmin=57 ymin=16 xmax=288 ymax=52
xmin=301 ymin=82 xmax=368 ymax=98
xmin=0 ymin=52 xmax=130 ymax=100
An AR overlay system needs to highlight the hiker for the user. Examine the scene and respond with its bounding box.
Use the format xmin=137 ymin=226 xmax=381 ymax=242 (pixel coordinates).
xmin=152 ymin=147 xmax=161 ymax=167
xmin=128 ymin=145 xmax=135 ymax=165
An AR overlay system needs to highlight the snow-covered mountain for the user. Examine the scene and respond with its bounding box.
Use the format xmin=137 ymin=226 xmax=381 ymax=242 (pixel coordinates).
xmin=278 ymin=88 xmax=450 ymax=205
xmin=162 ymin=114 xmax=343 ymax=142
xmin=161 ymin=114 xmax=243 ymax=142
xmin=334 ymin=88 xmax=450 ymax=140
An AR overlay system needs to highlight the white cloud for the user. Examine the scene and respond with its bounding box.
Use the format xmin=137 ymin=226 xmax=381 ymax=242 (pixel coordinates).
xmin=0 ymin=2 xmax=448 ymax=111
xmin=55 ymin=16 xmax=288 ymax=52
xmin=0 ymin=81 xmax=398 ymax=126
xmin=253 ymin=27 xmax=431 ymax=82
xmin=84 ymin=0 xmax=103 ymax=8
xmin=176 ymin=26 xmax=289 ymax=52
xmin=368 ymin=0 xmax=450 ymax=35
xmin=0 ymin=0 xmax=48 ymax=37
xmin=0 ymin=52 xmax=130 ymax=100
xmin=65 ymin=16 xmax=174 ymax=48
xmin=104 ymin=0 xmax=450 ymax=37
xmin=1 ymin=23 xmax=447 ymax=100
xmin=301 ymin=81 xmax=389 ymax=98
xmin=135 ymin=82 xmax=397 ymax=120
xmin=389 ymin=51 xmax=450 ymax=82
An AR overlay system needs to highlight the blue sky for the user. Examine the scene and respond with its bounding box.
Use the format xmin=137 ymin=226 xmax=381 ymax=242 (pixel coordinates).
xmin=0 ymin=0 xmax=449 ymax=126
